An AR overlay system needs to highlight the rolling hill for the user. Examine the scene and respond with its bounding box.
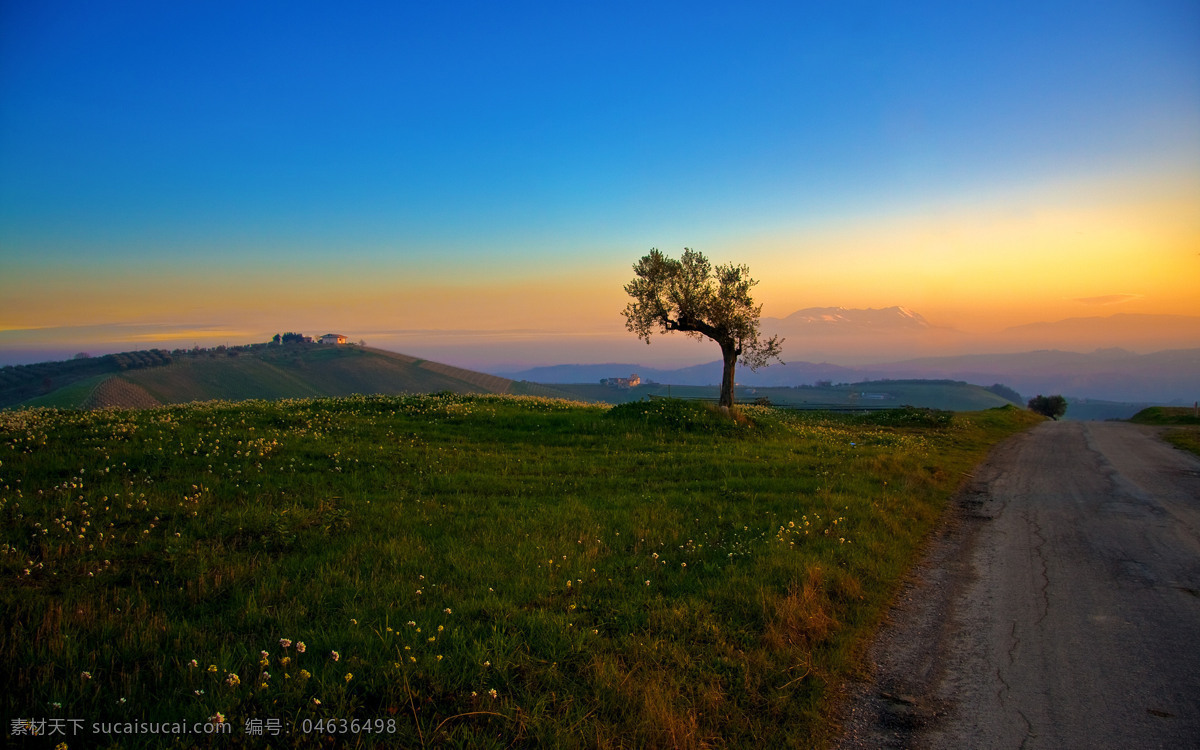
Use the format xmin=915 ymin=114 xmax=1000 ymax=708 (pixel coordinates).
xmin=5 ymin=343 xmax=568 ymax=410
xmin=544 ymin=380 xmax=1020 ymax=412
xmin=505 ymin=347 xmax=1200 ymax=405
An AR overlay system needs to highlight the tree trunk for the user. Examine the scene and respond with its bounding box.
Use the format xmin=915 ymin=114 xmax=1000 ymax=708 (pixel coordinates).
xmin=719 ymin=344 xmax=738 ymax=408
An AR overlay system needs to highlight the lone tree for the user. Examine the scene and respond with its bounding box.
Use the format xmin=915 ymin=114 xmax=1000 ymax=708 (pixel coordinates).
xmin=623 ymin=248 xmax=783 ymax=408
xmin=1028 ymin=394 xmax=1068 ymax=420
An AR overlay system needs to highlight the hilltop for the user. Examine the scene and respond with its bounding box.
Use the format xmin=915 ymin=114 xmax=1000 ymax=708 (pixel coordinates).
xmin=1 ymin=342 xmax=566 ymax=410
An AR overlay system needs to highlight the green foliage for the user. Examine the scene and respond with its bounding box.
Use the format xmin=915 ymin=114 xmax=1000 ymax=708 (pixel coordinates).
xmin=622 ymin=248 xmax=783 ymax=407
xmin=0 ymin=395 xmax=1038 ymax=748
xmin=1027 ymin=394 xmax=1068 ymax=420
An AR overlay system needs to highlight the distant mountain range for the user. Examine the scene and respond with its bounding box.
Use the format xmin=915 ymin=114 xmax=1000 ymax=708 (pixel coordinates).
xmin=502 ymin=347 xmax=1200 ymax=405
xmin=499 ymin=308 xmax=1198 ymax=403
xmin=749 ymin=307 xmax=1200 ymax=363
xmin=994 ymin=313 xmax=1200 ymax=351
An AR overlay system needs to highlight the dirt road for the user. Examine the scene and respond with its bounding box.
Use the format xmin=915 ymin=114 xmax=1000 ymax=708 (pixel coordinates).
xmin=837 ymin=421 xmax=1200 ymax=749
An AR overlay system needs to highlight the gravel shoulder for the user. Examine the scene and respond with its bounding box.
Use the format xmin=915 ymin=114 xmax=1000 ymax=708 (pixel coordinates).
xmin=835 ymin=421 xmax=1200 ymax=749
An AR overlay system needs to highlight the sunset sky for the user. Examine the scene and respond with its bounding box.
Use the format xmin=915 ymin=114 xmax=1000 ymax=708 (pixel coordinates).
xmin=2 ymin=1 xmax=1198 ymax=369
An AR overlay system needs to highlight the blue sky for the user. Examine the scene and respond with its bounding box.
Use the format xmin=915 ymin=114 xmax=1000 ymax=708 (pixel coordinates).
xmin=2 ymin=1 xmax=1198 ymax=368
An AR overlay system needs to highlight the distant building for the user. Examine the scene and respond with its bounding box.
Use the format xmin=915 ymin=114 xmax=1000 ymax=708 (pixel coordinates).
xmin=319 ymin=334 xmax=347 ymax=345
xmin=601 ymin=374 xmax=641 ymax=389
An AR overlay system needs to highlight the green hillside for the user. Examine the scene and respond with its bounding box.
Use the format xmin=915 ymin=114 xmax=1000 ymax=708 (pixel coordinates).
xmin=549 ymin=379 xmax=1017 ymax=412
xmin=116 ymin=346 xmax=520 ymax=405
xmin=7 ymin=344 xmax=572 ymax=409
xmin=9 ymin=344 xmax=1017 ymax=413
xmin=1129 ymin=406 xmax=1200 ymax=425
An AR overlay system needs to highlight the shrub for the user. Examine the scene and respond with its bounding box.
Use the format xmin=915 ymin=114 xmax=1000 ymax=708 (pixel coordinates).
xmin=1028 ymin=394 xmax=1067 ymax=420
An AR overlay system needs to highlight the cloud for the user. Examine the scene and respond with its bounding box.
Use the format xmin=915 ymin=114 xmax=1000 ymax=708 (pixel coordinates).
xmin=1069 ymin=294 xmax=1143 ymax=306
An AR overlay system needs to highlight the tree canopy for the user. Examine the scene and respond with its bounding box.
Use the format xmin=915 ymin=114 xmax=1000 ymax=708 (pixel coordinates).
xmin=1028 ymin=394 xmax=1068 ymax=420
xmin=622 ymin=248 xmax=782 ymax=408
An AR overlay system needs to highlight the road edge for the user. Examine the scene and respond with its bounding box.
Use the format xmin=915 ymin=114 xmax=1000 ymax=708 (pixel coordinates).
xmin=830 ymin=427 xmax=1037 ymax=749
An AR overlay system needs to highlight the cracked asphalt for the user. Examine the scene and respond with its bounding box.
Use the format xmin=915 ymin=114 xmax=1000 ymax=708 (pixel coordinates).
xmin=836 ymin=421 xmax=1200 ymax=749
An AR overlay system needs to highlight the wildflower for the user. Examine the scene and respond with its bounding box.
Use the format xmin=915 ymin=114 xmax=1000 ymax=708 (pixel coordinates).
xmin=488 ymin=688 xmax=498 ymax=699
xmin=279 ymin=638 xmax=292 ymax=649
xmin=280 ymin=656 xmax=290 ymax=667
xmin=345 ymin=672 xmax=353 ymax=682
xmin=406 ymin=621 xmax=416 ymax=627
xmin=299 ymin=669 xmax=311 ymax=680
xmin=225 ymin=672 xmax=240 ymax=687
xmin=208 ymin=664 xmax=218 ymax=673
xmin=209 ymin=712 xmax=225 ymax=724
xmin=331 ymin=651 xmax=340 ymax=661
xmin=188 ymin=659 xmax=198 ymax=669
xmin=436 ymin=655 xmax=443 ymax=661
xmin=350 ymin=618 xmax=358 ymax=626
xmin=313 ymin=698 xmax=321 ymax=706
xmin=259 ymin=651 xmax=269 ymax=666
xmin=443 ymin=607 xmax=452 ymax=614
xmin=296 ymin=642 xmax=306 ymax=653
xmin=81 ymin=671 xmax=92 ymax=680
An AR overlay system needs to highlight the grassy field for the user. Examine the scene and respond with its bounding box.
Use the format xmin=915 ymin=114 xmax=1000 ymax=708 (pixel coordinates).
xmin=1 ymin=396 xmax=1039 ymax=748
xmin=548 ymin=381 xmax=1018 ymax=412
xmin=1130 ymin=406 xmax=1200 ymax=457
xmin=18 ymin=374 xmax=111 ymax=410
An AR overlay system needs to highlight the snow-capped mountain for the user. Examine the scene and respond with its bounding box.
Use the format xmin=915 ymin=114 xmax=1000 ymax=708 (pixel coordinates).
xmin=765 ymin=306 xmax=937 ymax=331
